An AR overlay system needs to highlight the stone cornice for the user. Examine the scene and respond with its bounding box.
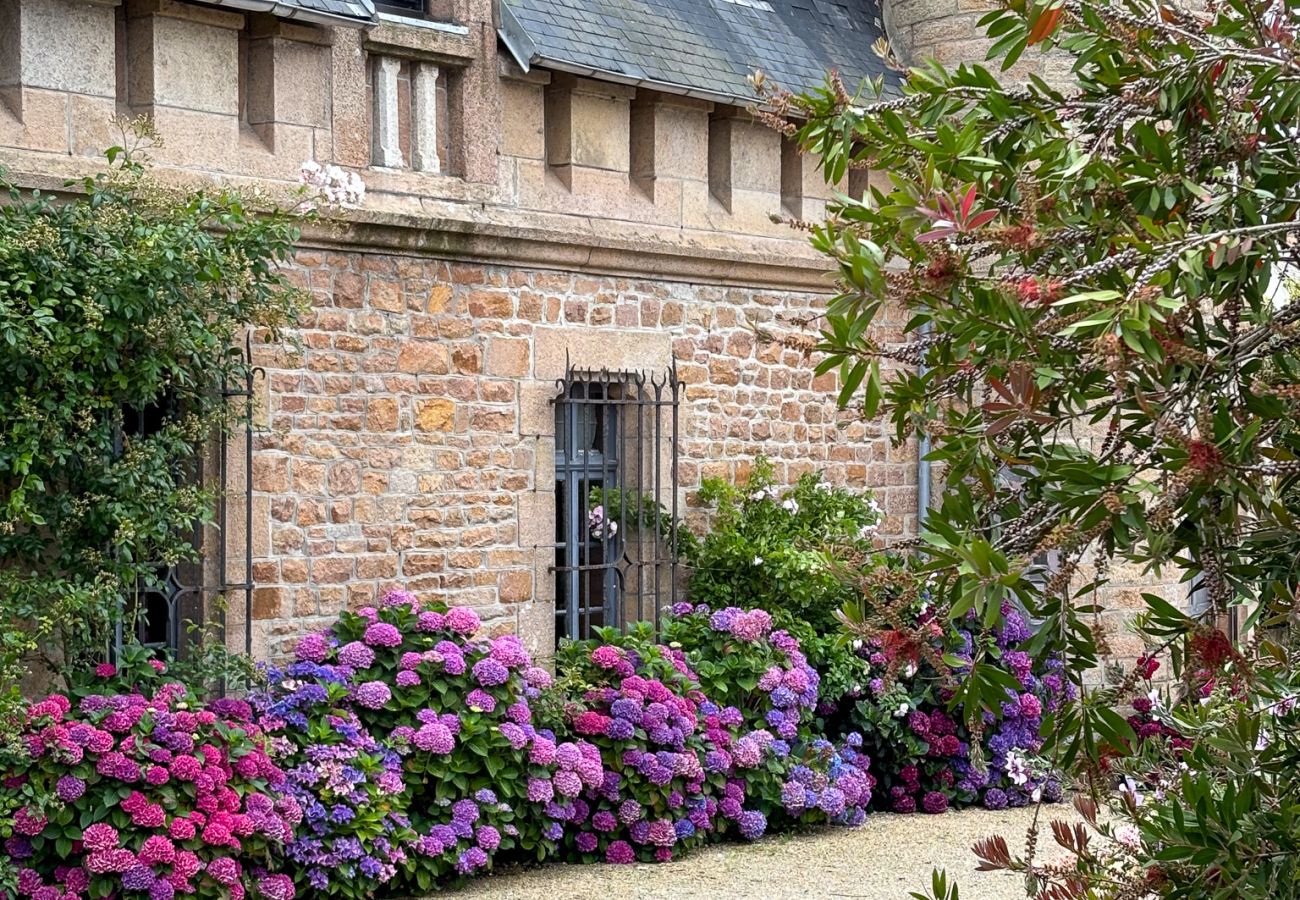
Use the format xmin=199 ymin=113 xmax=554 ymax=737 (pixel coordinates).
xmin=298 ymin=209 xmax=837 ymax=291
xmin=1 ymin=159 xmax=837 ymax=293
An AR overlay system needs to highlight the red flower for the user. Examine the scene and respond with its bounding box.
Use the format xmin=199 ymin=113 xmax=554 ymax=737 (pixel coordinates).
xmin=1191 ymin=630 xmax=1233 ymax=668
xmin=573 ymin=711 xmax=613 ymax=736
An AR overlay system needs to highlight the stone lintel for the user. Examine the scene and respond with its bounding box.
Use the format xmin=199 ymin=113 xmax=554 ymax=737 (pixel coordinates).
xmin=364 ymin=21 xmax=476 ymax=67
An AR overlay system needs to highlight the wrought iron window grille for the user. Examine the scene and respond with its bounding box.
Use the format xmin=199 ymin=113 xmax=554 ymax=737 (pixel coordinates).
xmin=551 ymin=362 xmax=683 ymax=644
xmin=112 ymin=338 xmax=257 ymax=667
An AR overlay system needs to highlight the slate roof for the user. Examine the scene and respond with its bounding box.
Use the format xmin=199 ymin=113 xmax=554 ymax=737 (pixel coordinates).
xmin=205 ymin=0 xmax=376 ymax=28
xmin=291 ymin=0 xmax=375 ymax=23
xmin=499 ymin=0 xmax=899 ymax=103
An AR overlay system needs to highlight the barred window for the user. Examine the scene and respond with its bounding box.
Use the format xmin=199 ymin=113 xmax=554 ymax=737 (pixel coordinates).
xmin=552 ymin=366 xmax=683 ymax=644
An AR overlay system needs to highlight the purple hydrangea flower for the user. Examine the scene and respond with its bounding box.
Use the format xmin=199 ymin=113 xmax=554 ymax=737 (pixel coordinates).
xmin=354 ymin=681 xmax=391 ymax=709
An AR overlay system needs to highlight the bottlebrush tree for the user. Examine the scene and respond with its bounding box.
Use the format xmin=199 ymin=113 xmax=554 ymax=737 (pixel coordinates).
xmin=762 ymin=0 xmax=1300 ymax=894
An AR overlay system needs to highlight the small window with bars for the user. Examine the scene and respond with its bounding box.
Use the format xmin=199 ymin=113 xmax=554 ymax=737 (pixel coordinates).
xmin=552 ymin=365 xmax=683 ymax=644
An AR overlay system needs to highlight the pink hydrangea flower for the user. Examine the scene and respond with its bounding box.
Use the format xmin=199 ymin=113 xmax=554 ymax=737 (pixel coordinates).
xmin=445 ymin=606 xmax=481 ymax=635
xmin=81 ymin=823 xmax=119 ymax=852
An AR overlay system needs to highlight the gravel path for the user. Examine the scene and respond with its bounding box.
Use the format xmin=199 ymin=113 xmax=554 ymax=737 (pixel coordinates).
xmin=456 ymin=805 xmax=1075 ymax=900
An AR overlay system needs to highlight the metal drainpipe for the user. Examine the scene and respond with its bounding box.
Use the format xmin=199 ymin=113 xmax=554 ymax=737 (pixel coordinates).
xmin=916 ymin=319 xmax=933 ymax=528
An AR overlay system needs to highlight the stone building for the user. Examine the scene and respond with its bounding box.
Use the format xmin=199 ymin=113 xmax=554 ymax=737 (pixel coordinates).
xmin=0 ymin=0 xmax=1165 ymax=666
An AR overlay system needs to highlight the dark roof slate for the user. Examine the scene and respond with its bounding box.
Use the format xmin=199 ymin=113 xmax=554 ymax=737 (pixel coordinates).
xmin=500 ymin=0 xmax=898 ymax=103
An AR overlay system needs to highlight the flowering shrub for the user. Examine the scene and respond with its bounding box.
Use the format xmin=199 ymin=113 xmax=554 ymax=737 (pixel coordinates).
xmin=252 ymin=670 xmax=413 ymax=898
xmin=843 ymin=587 xmax=1067 ymax=813
xmin=658 ymin=603 xmax=875 ymax=827
xmin=0 ymin=130 xmax=307 ymax=716
xmin=552 ymin=626 xmax=750 ymax=861
xmin=556 ymin=612 xmax=876 ymax=853
xmin=3 ymin=654 xmax=298 ymax=900
xmin=956 ymin=608 xmax=1072 ymax=809
xmin=663 ymin=603 xmax=818 ymax=740
xmin=260 ymin=590 xmax=565 ymax=893
xmin=685 ymin=459 xmax=883 ymax=632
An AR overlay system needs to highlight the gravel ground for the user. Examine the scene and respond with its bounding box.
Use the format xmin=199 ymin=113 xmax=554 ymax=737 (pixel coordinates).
xmin=455 ymin=805 xmax=1076 ymax=900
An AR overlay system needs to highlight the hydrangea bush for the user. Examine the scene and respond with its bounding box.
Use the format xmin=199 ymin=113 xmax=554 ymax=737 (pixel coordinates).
xmin=552 ymin=627 xmax=756 ymax=861
xmin=260 ymin=590 xmax=566 ymax=893
xmin=660 ymin=604 xmax=875 ymax=827
xmin=3 ymin=654 xmax=299 ymax=900
xmin=954 ymin=607 xmax=1071 ymax=809
xmin=251 ymin=674 xmax=413 ymax=898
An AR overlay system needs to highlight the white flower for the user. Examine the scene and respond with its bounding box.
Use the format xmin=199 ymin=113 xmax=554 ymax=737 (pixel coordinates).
xmin=1005 ymin=751 xmax=1031 ymax=786
xmin=856 ymin=523 xmax=878 ymax=540
xmin=851 ymin=683 xmax=862 ymax=694
xmin=1031 ymin=786 xmax=1043 ymax=802
xmin=588 ymin=505 xmax=617 ymax=540
xmin=815 ymin=481 xmax=832 ymax=492
xmin=1113 ymin=824 xmax=1142 ymax=852
xmin=851 ymin=639 xmax=863 ymax=650
xmin=782 ymin=498 xmax=800 ymax=515
xmin=904 ymin=663 xmax=917 ymax=678
xmin=894 ymin=702 xmax=910 ymax=717
xmin=1256 ymin=729 xmax=1272 ymax=752
xmin=299 ymin=159 xmax=366 ymax=209
xmin=750 ymin=488 xmax=770 ymax=501
xmin=752 ymin=556 xmax=763 ymax=566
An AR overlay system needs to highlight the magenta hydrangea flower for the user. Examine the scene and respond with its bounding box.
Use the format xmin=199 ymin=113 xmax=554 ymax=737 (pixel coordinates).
xmin=396 ymin=670 xmax=420 ymax=688
xmin=475 ymin=825 xmax=501 ymax=851
xmin=590 ymin=645 xmax=623 ymax=669
xmin=137 ymin=835 xmax=177 ymax=866
xmin=13 ymin=808 xmax=46 ymax=836
xmin=489 ymin=635 xmax=530 ymax=668
xmin=730 ymin=609 xmax=773 ymax=641
xmin=605 ymin=840 xmax=635 ymax=864
xmin=525 ymin=666 xmax=553 ymax=689
xmin=445 ymin=606 xmax=481 ymax=635
xmin=354 ymin=681 xmax=392 ymax=709
xmin=417 ymin=611 xmax=447 ymax=632
xmin=526 ymin=777 xmax=554 ymax=803
xmin=258 ymin=874 xmax=296 ymax=900
xmin=338 ymin=641 xmax=376 ymax=669
xmin=922 ymin=791 xmax=950 ymax=815
xmin=82 ymin=824 xmax=120 ymax=852
xmin=363 ymin=622 xmax=402 ymax=648
xmin=170 ymin=754 xmax=201 ymax=781
xmin=413 ymin=723 xmax=455 ymax=754
xmin=381 ymin=588 xmax=418 ymax=608
xmin=293 ymin=632 xmax=330 ymax=663
xmin=206 ymin=858 xmax=241 ymax=886
xmin=466 ymin=689 xmax=496 ymax=713
xmin=554 ymin=770 xmax=582 ymax=797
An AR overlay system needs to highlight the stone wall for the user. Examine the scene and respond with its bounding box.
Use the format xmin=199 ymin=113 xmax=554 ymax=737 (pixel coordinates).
xmin=235 ymin=245 xmax=916 ymax=662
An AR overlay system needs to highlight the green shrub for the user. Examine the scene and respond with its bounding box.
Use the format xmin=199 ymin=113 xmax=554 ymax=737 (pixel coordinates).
xmin=0 ymin=128 xmax=305 ymax=701
xmin=685 ymin=458 xmax=883 ymax=632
